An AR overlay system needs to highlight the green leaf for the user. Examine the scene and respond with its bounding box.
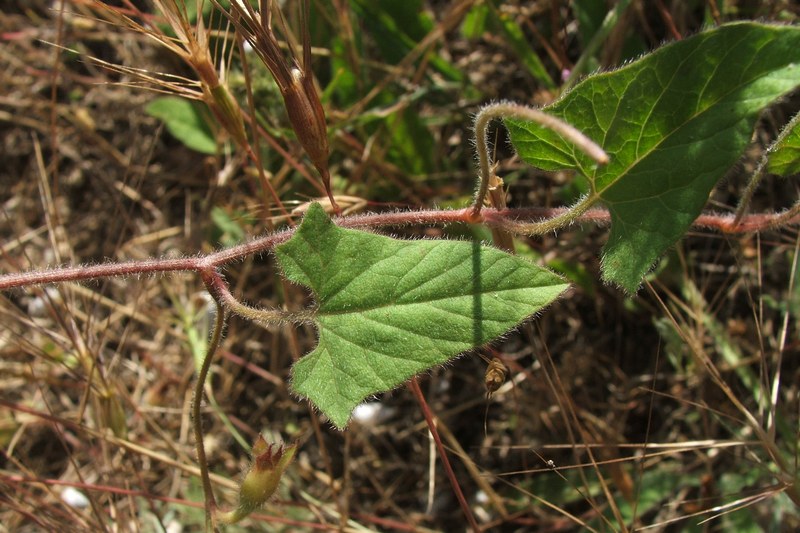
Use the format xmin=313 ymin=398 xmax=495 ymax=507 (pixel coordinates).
xmin=767 ymin=112 xmax=800 ymax=177
xmin=146 ymin=96 xmax=217 ymax=154
xmin=210 ymin=206 xmax=249 ymax=247
xmin=386 ymin=109 xmax=435 ymax=175
xmin=327 ymin=36 xmax=361 ymax=106
xmin=275 ymin=204 xmax=568 ymax=428
xmin=460 ymin=3 xmax=489 ymax=40
xmin=572 ymin=0 xmax=607 ymax=45
xmin=505 ymin=22 xmax=800 ymax=292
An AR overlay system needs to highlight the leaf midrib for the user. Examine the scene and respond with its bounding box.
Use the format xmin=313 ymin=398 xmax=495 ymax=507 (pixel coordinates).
xmin=317 ymin=280 xmax=564 ymax=317
xmin=588 ymin=27 xmax=774 ymax=198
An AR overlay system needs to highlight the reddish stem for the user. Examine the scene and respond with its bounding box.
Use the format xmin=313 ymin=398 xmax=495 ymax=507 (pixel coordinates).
xmin=408 ymin=377 xmax=480 ymax=533
xmin=1 ymin=207 xmax=798 ymax=291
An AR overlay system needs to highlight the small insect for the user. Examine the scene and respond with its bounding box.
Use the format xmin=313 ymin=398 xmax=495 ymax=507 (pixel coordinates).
xmin=483 ymin=356 xmax=507 ymax=400
xmin=480 ymin=353 xmax=509 ymax=436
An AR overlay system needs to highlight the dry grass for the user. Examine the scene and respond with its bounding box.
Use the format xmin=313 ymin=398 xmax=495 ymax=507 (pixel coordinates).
xmin=1 ymin=1 xmax=799 ymax=531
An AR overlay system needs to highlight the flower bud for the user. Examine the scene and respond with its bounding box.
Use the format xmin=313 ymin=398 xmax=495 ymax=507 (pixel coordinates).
xmin=218 ymin=436 xmax=297 ymax=524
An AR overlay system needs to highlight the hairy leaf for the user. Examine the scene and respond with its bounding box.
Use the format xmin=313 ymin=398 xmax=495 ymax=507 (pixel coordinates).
xmin=276 ymin=204 xmax=568 ymax=428
xmin=505 ymin=22 xmax=800 ymax=292
xmin=768 ymin=112 xmax=800 ymax=177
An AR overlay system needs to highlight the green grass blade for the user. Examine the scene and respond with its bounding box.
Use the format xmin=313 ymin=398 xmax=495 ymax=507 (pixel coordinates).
xmin=487 ymin=2 xmax=555 ymax=89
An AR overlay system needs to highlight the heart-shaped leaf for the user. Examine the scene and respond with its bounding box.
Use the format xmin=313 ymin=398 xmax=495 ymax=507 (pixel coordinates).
xmin=505 ymin=22 xmax=800 ymax=292
xmin=275 ymin=204 xmax=568 ymax=428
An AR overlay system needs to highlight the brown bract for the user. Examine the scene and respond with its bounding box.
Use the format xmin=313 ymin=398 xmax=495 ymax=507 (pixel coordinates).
xmin=86 ymin=0 xmax=249 ymax=149
xmin=222 ymin=0 xmax=338 ymax=212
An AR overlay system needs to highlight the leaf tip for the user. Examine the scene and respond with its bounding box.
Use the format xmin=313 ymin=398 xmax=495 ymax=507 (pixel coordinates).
xmin=600 ymin=249 xmax=649 ymax=294
xmin=300 ymin=201 xmax=330 ymax=223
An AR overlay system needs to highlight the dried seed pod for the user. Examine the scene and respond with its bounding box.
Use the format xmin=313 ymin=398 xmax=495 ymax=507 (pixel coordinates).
xmin=484 ymin=357 xmax=507 ymax=399
xmin=283 ymin=65 xmax=331 ymax=191
xmin=223 ymin=0 xmax=338 ymax=211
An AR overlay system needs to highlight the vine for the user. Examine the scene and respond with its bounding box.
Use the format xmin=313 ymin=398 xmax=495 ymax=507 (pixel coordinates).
xmin=2 ymin=3 xmax=799 ymax=530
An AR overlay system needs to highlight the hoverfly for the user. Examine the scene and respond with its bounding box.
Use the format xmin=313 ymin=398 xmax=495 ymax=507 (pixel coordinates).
xmin=480 ymin=353 xmax=508 ymax=400
xmin=479 ymin=352 xmax=509 ymax=437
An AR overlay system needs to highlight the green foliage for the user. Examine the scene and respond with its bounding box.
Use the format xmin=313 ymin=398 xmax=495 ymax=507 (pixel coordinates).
xmin=275 ymin=204 xmax=568 ymax=428
xmin=146 ymin=96 xmax=217 ymax=154
xmin=505 ymin=22 xmax=800 ymax=292
xmin=460 ymin=2 xmax=556 ymax=88
xmin=571 ymin=0 xmax=607 ymax=45
xmin=386 ymin=109 xmax=435 ymax=175
xmin=350 ymin=0 xmax=461 ymax=81
xmin=460 ymin=3 xmax=489 ymax=40
xmin=566 ymin=0 xmax=636 ymax=84
xmin=768 ymin=112 xmax=800 ymax=177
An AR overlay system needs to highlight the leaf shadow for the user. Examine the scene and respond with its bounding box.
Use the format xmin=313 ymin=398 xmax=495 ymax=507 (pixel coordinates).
xmin=472 ymin=239 xmax=482 ymax=348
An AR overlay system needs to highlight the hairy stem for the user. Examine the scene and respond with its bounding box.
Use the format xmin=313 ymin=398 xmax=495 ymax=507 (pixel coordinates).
xmin=493 ymin=194 xmax=597 ymax=236
xmin=1 ymin=208 xmax=799 ymax=292
xmin=471 ymin=102 xmax=608 ymax=219
xmin=732 ymin=156 xmax=768 ymax=226
xmin=202 ymin=269 xmax=308 ymax=325
xmin=749 ymin=200 xmax=800 ymax=232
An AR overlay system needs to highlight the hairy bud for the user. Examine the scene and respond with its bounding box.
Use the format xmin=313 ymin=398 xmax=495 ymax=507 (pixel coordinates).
xmin=218 ymin=436 xmax=297 ymax=524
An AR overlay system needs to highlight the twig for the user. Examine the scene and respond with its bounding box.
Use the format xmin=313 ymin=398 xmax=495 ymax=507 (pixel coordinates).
xmin=408 ymin=377 xmax=480 ymax=533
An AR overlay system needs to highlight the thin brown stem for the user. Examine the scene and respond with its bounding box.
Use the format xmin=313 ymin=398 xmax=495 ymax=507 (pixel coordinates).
xmin=408 ymin=377 xmax=480 ymax=533
xmin=646 ymin=282 xmax=800 ymax=508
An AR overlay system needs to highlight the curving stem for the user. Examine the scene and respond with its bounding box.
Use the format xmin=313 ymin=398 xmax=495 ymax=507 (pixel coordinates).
xmin=470 ymin=102 xmax=609 ymax=227
xmin=191 ymin=292 xmax=227 ymax=532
